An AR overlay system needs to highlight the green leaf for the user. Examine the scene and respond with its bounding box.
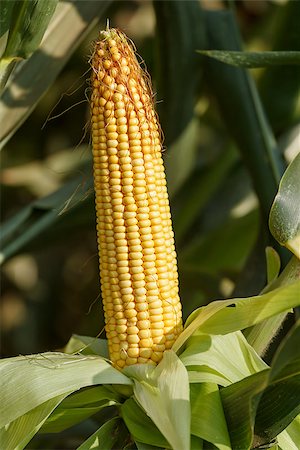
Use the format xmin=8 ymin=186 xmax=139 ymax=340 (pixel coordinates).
xmin=190 ymin=383 xmax=231 ymax=450
xmin=41 ymin=386 xmax=120 ymax=433
xmin=64 ymin=334 xmax=109 ymax=358
xmin=221 ymin=322 xmax=300 ymax=449
xmin=0 ymin=0 xmax=58 ymax=92
xmin=174 ymin=281 xmax=300 ymax=352
xmin=1 ymin=0 xmax=58 ymax=60
xmin=221 ymin=370 xmax=270 ymax=450
xmin=270 ymin=320 xmax=300 ymax=381
xmin=180 ymin=332 xmax=267 ymax=387
xmin=198 ymin=51 xmax=300 ymax=68
xmin=0 ymin=168 xmax=93 ymax=265
xmin=0 ymin=352 xmax=131 ymax=428
xmin=135 ymin=442 xmax=164 ymax=450
xmin=269 ymin=152 xmax=300 ymax=258
xmin=121 ymin=398 xmax=170 ymax=449
xmin=0 ymin=0 xmax=111 ymax=148
xmin=265 ymin=247 xmax=281 ymax=285
xmin=154 ymin=0 xmax=204 ymax=145
xmin=0 ymin=394 xmax=67 ymax=450
xmin=244 ymin=256 xmax=300 ymax=356
xmin=203 ymin=9 xmax=284 ymax=224
xmin=129 ymin=351 xmax=190 ymax=450
xmin=191 ymin=435 xmax=203 ymax=450
xmin=259 ymin=0 xmax=300 ymax=133
xmin=278 ymin=416 xmax=300 ymax=450
xmin=253 ymin=321 xmax=300 ymax=445
xmin=77 ymin=417 xmax=121 ymax=450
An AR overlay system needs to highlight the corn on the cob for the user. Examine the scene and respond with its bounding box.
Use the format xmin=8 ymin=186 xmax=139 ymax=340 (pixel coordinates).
xmin=91 ymin=28 xmax=182 ymax=369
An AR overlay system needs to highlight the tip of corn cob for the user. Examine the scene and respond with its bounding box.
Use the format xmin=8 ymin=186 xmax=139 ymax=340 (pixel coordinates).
xmin=90 ymin=28 xmax=183 ymax=369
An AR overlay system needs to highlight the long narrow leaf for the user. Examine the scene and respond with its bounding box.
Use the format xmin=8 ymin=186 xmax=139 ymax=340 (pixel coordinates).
xmin=198 ymin=51 xmax=300 ymax=68
xmin=174 ymin=281 xmax=300 ymax=352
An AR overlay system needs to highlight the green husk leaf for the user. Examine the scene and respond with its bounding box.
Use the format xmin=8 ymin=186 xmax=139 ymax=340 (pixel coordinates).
xmin=128 ymin=351 xmax=190 ymax=450
xmin=41 ymin=386 xmax=120 ymax=433
xmin=180 ymin=332 xmax=267 ymax=387
xmin=277 ymin=416 xmax=300 ymax=450
xmin=190 ymin=383 xmax=231 ymax=450
xmin=0 ymin=352 xmax=131 ymax=428
xmin=0 ymin=394 xmax=67 ymax=450
xmin=174 ymin=281 xmax=300 ymax=352
xmin=63 ymin=334 xmax=109 ymax=358
xmin=221 ymin=370 xmax=269 ymax=450
xmin=121 ymin=398 xmax=170 ymax=448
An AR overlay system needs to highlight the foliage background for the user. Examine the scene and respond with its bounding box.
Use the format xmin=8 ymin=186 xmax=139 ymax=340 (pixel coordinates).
xmin=1 ymin=0 xmax=299 ymax=378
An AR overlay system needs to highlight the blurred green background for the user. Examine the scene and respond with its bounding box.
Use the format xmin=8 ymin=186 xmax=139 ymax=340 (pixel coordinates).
xmin=1 ymin=0 xmax=299 ymax=363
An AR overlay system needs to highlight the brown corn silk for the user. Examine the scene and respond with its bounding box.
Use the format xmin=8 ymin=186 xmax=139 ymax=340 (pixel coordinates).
xmin=91 ymin=28 xmax=182 ymax=369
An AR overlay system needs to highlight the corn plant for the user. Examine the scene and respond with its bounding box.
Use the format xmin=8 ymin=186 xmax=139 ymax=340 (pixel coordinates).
xmin=1 ymin=1 xmax=300 ymax=450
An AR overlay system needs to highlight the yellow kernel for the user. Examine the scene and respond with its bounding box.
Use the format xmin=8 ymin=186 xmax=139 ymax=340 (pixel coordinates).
xmin=151 ymin=352 xmax=163 ymax=362
xmin=103 ymin=59 xmax=111 ymax=69
xmin=124 ymin=309 xmax=137 ymax=319
xmin=127 ymin=334 xmax=140 ymax=344
xmin=127 ymin=326 xmax=139 ymax=335
xmin=126 ymin=357 xmax=138 ymax=365
xmin=139 ymin=348 xmax=152 ymax=358
xmin=138 ymin=329 xmax=151 ymax=339
xmin=127 ymin=348 xmax=139 ymax=358
xmin=116 ymin=359 xmax=126 ymax=368
xmin=137 ymin=320 xmax=150 ymax=330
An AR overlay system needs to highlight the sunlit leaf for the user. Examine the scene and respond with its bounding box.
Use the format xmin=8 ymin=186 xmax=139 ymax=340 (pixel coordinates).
xmin=0 ymin=352 xmax=131 ymax=428
xmin=174 ymin=281 xmax=300 ymax=352
xmin=277 ymin=416 xmax=300 ymax=450
xmin=63 ymin=334 xmax=109 ymax=358
xmin=244 ymin=256 xmax=300 ymax=355
xmin=180 ymin=332 xmax=267 ymax=387
xmin=265 ymin=247 xmax=281 ymax=284
xmin=269 ymin=152 xmax=300 ymax=258
xmin=0 ymin=0 xmax=58 ymax=91
xmin=0 ymin=0 xmax=111 ymax=148
xmin=0 ymin=394 xmax=67 ymax=450
xmin=129 ymin=351 xmax=190 ymax=450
